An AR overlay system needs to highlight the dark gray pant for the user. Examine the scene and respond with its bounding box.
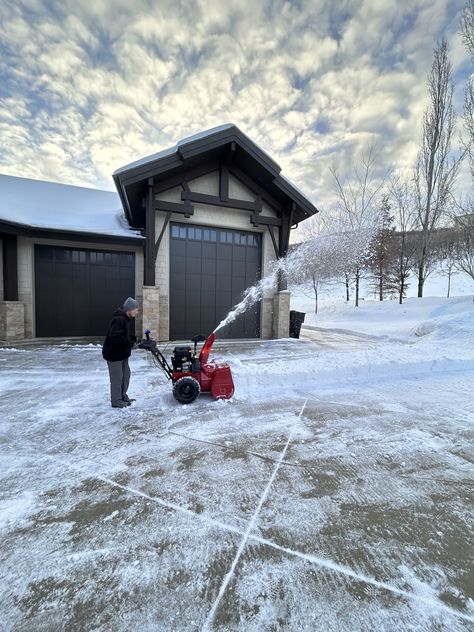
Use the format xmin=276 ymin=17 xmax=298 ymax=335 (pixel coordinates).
xmin=107 ymin=359 xmax=131 ymax=406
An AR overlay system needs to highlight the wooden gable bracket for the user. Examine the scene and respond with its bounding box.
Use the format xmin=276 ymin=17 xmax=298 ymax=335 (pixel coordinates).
xmin=154 ymin=199 xmax=194 ymax=217
xmin=250 ymin=213 xmax=282 ymax=227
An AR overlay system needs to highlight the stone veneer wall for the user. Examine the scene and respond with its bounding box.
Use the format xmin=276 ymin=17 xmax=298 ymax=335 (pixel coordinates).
xmin=272 ymin=290 xmax=291 ymax=339
xmin=0 ymin=301 xmax=25 ymax=340
xmin=142 ymin=286 xmax=160 ymax=339
xmin=155 ymin=170 xmax=281 ymax=340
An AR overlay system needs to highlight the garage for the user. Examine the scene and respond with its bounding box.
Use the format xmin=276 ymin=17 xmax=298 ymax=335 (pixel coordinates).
xmin=35 ymin=245 xmax=135 ymax=337
xmin=170 ymin=223 xmax=261 ymax=340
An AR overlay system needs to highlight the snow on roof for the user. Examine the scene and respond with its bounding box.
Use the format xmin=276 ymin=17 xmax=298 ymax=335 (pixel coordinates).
xmin=114 ymin=124 xmax=237 ymax=175
xmin=0 ymin=174 xmax=142 ymax=238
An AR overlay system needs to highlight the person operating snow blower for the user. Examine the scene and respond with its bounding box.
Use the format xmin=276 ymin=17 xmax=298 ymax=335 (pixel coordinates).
xmin=102 ymin=297 xmax=139 ymax=408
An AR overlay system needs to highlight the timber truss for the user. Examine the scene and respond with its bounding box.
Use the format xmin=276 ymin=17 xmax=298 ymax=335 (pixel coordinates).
xmin=143 ymin=152 xmax=295 ymax=286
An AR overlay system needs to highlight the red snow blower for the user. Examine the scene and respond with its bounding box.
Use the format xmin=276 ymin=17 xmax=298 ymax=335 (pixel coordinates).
xmin=138 ymin=330 xmax=234 ymax=404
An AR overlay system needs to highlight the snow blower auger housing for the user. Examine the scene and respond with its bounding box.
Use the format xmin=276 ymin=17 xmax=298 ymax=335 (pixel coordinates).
xmin=138 ymin=330 xmax=234 ymax=404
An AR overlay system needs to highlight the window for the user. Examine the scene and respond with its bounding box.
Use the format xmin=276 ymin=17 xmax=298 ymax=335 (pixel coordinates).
xmin=203 ymin=229 xmax=216 ymax=242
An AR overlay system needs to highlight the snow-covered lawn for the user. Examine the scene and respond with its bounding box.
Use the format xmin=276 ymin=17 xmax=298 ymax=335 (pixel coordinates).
xmin=1 ymin=296 xmax=473 ymax=630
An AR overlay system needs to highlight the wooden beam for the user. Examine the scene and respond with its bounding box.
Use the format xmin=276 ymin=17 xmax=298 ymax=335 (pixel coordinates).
xmin=224 ymin=141 xmax=236 ymax=164
xmin=152 ymin=160 xmax=220 ymax=195
xmin=228 ymin=164 xmax=283 ymax=213
xmin=144 ymin=178 xmax=155 ymax=286
xmin=181 ymin=190 xmax=258 ymax=212
xmin=154 ymin=200 xmax=194 ymax=216
xmin=278 ymin=202 xmax=294 ymax=258
xmin=219 ymin=165 xmax=229 ymax=201
xmin=250 ymin=214 xmax=282 ymax=227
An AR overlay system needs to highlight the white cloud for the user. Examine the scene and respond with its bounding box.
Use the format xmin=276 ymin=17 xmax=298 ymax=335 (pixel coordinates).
xmin=0 ymin=0 xmax=471 ymax=211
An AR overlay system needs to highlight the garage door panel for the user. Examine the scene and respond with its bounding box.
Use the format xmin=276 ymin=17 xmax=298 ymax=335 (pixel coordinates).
xmin=217 ymin=258 xmax=232 ymax=275
xmin=170 ymin=223 xmax=261 ymax=340
xmin=202 ymin=243 xmax=217 ymax=259
xmin=35 ymin=246 xmax=135 ymax=337
xmin=171 ymin=255 xmax=186 ymax=274
xmin=201 ymin=275 xmax=216 ymax=291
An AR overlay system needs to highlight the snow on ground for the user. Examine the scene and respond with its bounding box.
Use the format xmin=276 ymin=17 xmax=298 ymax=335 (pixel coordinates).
xmin=0 ymin=294 xmax=473 ymax=630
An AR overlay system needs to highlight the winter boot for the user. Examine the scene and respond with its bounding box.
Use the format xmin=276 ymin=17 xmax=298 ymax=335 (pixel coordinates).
xmin=112 ymin=401 xmax=128 ymax=408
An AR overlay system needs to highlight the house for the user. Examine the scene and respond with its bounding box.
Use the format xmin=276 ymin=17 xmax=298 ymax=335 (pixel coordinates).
xmin=0 ymin=125 xmax=318 ymax=341
xmin=0 ymin=174 xmax=144 ymax=341
xmin=114 ymin=124 xmax=318 ymax=340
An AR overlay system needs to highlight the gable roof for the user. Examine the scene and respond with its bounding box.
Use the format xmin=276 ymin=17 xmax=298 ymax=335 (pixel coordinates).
xmin=113 ymin=124 xmax=318 ymax=227
xmin=0 ymin=174 xmax=142 ymax=240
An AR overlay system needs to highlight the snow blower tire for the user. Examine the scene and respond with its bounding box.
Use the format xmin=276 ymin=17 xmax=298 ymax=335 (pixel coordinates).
xmin=172 ymin=376 xmax=201 ymax=404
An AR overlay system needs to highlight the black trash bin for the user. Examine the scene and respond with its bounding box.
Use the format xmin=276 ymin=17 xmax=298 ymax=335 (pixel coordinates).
xmin=289 ymin=310 xmax=305 ymax=338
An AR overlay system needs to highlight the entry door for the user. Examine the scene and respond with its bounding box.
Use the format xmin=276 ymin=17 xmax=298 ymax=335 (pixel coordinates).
xmin=169 ymin=223 xmax=261 ymax=340
xmin=35 ymin=245 xmax=135 ymax=337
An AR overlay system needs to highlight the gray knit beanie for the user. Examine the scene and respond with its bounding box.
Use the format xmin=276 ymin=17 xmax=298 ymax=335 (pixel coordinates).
xmin=122 ymin=297 xmax=139 ymax=311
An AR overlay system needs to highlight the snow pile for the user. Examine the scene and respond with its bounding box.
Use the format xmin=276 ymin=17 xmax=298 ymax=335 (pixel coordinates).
xmin=290 ymin=295 xmax=474 ymax=343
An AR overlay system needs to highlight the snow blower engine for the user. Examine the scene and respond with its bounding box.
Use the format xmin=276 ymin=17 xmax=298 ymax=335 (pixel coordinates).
xmin=138 ymin=330 xmax=234 ymax=404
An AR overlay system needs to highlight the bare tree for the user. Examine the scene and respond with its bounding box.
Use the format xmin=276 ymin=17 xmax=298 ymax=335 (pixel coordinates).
xmin=388 ymin=177 xmax=419 ymax=304
xmin=414 ymin=39 xmax=462 ymax=297
xmin=289 ymin=216 xmax=361 ymax=313
xmin=330 ymin=144 xmax=385 ymax=306
xmin=438 ymin=232 xmax=458 ymax=298
xmin=291 ymin=218 xmax=337 ymax=313
xmin=454 ymin=206 xmax=474 ymax=296
xmin=460 ymin=0 xmax=474 ymax=181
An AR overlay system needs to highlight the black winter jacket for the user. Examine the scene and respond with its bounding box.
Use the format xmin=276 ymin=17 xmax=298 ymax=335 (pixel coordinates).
xmin=102 ymin=309 xmax=137 ymax=362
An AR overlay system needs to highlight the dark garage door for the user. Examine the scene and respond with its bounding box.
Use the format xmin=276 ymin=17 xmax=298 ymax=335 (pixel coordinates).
xmin=35 ymin=245 xmax=135 ymax=337
xmin=170 ymin=223 xmax=261 ymax=340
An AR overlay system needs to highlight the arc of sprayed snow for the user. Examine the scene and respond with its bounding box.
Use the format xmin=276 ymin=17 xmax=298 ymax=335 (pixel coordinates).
xmin=201 ymin=398 xmax=309 ymax=631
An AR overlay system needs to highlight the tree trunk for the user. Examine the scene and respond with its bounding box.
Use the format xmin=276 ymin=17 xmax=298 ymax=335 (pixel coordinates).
xmin=379 ymin=260 xmax=383 ymax=301
xmin=345 ymin=274 xmax=350 ymax=302
xmin=417 ymin=263 xmax=424 ymax=298
xmin=312 ymin=276 xmax=318 ymax=314
xmin=355 ymin=269 xmax=360 ymax=307
xmin=399 ymin=278 xmax=404 ymax=304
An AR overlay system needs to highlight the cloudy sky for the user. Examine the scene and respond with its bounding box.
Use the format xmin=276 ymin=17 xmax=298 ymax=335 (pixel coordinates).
xmin=0 ymin=0 xmax=471 ymax=214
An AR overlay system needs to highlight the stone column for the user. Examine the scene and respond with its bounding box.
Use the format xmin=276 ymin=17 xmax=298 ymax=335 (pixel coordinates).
xmin=0 ymin=301 xmax=25 ymax=341
xmin=272 ymin=290 xmax=290 ymax=339
xmin=261 ymin=298 xmax=274 ymax=339
xmin=141 ymin=286 xmax=160 ymax=339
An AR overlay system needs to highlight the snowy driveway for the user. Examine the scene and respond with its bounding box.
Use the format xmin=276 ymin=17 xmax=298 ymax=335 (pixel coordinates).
xmin=1 ymin=330 xmax=473 ymax=631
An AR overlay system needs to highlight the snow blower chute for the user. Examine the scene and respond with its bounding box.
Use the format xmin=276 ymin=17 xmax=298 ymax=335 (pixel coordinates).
xmin=138 ymin=330 xmax=234 ymax=404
